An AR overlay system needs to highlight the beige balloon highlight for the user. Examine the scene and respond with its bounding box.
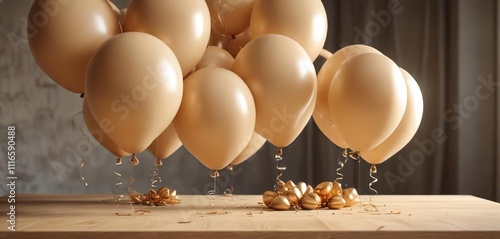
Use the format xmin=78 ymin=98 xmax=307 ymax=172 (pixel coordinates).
xmin=82 ymin=98 xmax=130 ymax=158
xmin=85 ymin=32 xmax=183 ymax=153
xmin=206 ymin=0 xmax=255 ymax=36
xmin=124 ymin=0 xmax=211 ymax=76
xmin=28 ymin=0 xmax=121 ymax=93
xmin=230 ymin=132 xmax=266 ymax=165
xmin=147 ymin=124 xmax=182 ymax=160
xmin=173 ymin=67 xmax=256 ymax=170
xmin=250 ymin=0 xmax=327 ymax=60
xmin=362 ymin=69 xmax=424 ymax=164
xmin=328 ymin=53 xmax=407 ymax=152
xmin=232 ymin=34 xmax=317 ymax=147
xmin=314 ymin=45 xmax=381 ymax=149
xmin=196 ymin=46 xmax=234 ymax=70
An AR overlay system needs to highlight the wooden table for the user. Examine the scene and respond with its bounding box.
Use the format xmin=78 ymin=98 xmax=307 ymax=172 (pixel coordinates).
xmin=1 ymin=194 xmax=500 ymax=238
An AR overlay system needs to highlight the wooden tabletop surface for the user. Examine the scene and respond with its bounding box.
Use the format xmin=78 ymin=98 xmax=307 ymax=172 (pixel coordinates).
xmin=1 ymin=194 xmax=500 ymax=238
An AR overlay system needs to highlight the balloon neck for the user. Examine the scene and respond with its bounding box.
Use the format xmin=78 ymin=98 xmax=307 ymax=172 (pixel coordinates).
xmin=349 ymin=151 xmax=360 ymax=160
xmin=226 ymin=165 xmax=233 ymax=171
xmin=130 ymin=154 xmax=139 ymax=166
xmin=210 ymin=170 xmax=220 ymax=178
xmin=341 ymin=148 xmax=348 ymax=157
xmin=155 ymin=158 xmax=163 ymax=166
xmin=80 ymin=93 xmax=85 ymax=98
xmin=276 ymin=147 xmax=283 ymax=157
xmin=115 ymin=157 xmax=122 ymax=165
xmin=370 ymin=165 xmax=377 ymax=174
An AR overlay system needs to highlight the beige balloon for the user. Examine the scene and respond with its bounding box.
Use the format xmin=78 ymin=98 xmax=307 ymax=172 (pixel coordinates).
xmin=196 ymin=46 xmax=234 ymax=70
xmin=232 ymin=34 xmax=317 ymax=147
xmin=362 ymin=69 xmax=424 ymax=164
xmin=250 ymin=0 xmax=327 ymax=61
xmin=230 ymin=132 xmax=266 ymax=165
xmin=28 ymin=0 xmax=121 ymax=93
xmin=124 ymin=0 xmax=211 ymax=76
xmin=328 ymin=53 xmax=407 ymax=152
xmin=82 ymin=98 xmax=130 ymax=158
xmin=314 ymin=45 xmax=381 ymax=149
xmin=85 ymin=32 xmax=183 ymax=153
xmin=147 ymin=124 xmax=182 ymax=160
xmin=206 ymin=0 xmax=255 ymax=36
xmin=173 ymin=67 xmax=256 ymax=170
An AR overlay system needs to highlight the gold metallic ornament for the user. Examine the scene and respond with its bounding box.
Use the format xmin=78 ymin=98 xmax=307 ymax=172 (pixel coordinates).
xmin=314 ymin=181 xmax=333 ymax=196
xmin=263 ymin=191 xmax=278 ymax=207
xmin=328 ymin=195 xmax=346 ymax=209
xmin=271 ymin=195 xmax=291 ymax=210
xmin=296 ymin=182 xmax=307 ymax=195
xmin=284 ymin=187 xmax=303 ymax=207
xmin=332 ymin=181 xmax=342 ymax=196
xmin=342 ymin=187 xmax=360 ymax=207
xmin=304 ymin=185 xmax=314 ymax=195
xmin=300 ymin=193 xmax=321 ymax=210
xmin=285 ymin=180 xmax=296 ymax=189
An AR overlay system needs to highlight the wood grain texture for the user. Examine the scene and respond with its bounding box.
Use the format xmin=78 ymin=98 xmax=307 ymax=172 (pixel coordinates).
xmin=1 ymin=194 xmax=499 ymax=238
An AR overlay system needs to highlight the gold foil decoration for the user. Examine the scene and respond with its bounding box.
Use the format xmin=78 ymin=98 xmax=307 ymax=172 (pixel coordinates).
xmin=262 ymin=180 xmax=359 ymax=211
xmin=130 ymin=187 xmax=180 ymax=206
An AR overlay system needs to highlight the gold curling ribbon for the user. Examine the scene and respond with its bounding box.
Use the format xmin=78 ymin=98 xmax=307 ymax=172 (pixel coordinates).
xmin=336 ymin=148 xmax=349 ymax=183
xmin=367 ymin=164 xmax=379 ymax=211
xmin=71 ymin=111 xmax=89 ymax=188
xmin=274 ymin=147 xmax=287 ymax=192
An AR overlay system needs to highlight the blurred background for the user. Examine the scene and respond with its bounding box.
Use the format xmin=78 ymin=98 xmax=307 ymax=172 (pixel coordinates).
xmin=0 ymin=0 xmax=498 ymax=202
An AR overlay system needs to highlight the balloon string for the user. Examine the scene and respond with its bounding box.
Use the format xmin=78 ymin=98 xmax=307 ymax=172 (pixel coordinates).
xmin=274 ymin=147 xmax=286 ymax=192
xmin=149 ymin=164 xmax=161 ymax=190
xmin=368 ymin=165 xmax=379 ymax=211
xmin=224 ymin=165 xmax=234 ymax=196
xmin=127 ymin=157 xmax=139 ymax=212
xmin=112 ymin=157 xmax=125 ymax=201
xmin=208 ymin=170 xmax=219 ymax=199
xmin=71 ymin=111 xmax=89 ymax=189
xmin=335 ymin=148 xmax=349 ymax=183
xmin=349 ymin=151 xmax=361 ymax=196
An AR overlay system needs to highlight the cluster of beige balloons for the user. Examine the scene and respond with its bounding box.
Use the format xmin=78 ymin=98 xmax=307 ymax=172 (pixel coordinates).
xmin=315 ymin=45 xmax=424 ymax=165
xmin=27 ymin=0 xmax=329 ymax=170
